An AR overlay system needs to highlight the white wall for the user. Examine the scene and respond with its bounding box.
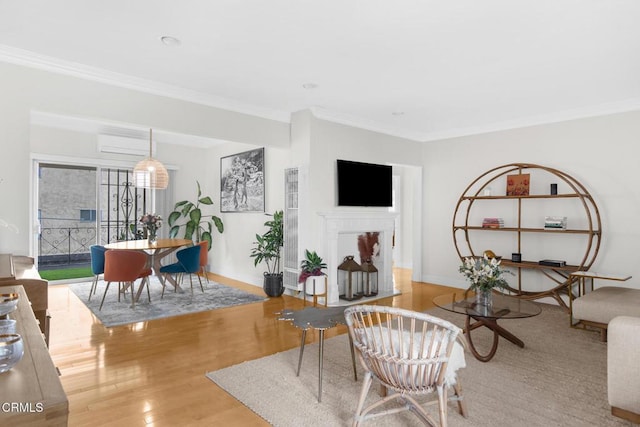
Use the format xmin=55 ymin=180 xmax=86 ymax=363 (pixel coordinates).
xmin=4 ymin=59 xmax=639 ymax=295
xmin=422 ymin=110 xmax=640 ymax=291
xmin=0 ymin=61 xmax=289 ymax=263
xmin=296 ymin=114 xmax=424 ymax=257
xmin=207 ymin=142 xmax=290 ymax=287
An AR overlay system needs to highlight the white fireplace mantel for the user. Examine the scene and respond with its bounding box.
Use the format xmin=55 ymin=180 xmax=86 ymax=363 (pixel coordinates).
xmin=318 ymin=211 xmax=397 ymax=305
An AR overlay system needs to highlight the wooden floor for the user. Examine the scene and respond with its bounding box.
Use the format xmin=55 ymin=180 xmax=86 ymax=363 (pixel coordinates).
xmin=48 ymin=269 xmax=458 ymax=426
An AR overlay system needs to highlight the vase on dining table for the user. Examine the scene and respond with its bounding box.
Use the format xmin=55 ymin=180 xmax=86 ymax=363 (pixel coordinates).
xmin=147 ymin=227 xmax=157 ymax=245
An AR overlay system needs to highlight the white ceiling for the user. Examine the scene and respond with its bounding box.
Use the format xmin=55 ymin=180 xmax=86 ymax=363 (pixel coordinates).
xmin=2 ymin=0 xmax=640 ymax=143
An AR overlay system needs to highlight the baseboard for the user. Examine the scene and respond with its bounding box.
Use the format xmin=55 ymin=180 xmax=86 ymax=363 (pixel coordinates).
xmin=612 ymin=406 xmax=640 ymax=423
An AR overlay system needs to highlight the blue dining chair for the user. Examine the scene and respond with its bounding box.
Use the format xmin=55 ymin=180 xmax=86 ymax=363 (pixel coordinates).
xmin=89 ymin=245 xmax=107 ymax=301
xmin=159 ymin=245 xmax=203 ymax=297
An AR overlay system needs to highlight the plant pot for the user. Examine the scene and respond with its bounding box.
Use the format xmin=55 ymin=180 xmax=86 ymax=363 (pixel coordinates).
xmin=263 ymin=272 xmax=284 ymax=297
xmin=305 ymin=275 xmax=326 ymax=295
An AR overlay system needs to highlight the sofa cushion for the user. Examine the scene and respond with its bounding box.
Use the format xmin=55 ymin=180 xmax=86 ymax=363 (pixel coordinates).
xmin=573 ymin=286 xmax=640 ymax=325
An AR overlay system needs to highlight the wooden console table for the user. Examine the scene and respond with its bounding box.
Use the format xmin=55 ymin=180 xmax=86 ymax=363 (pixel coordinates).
xmin=0 ymin=255 xmax=50 ymax=345
xmin=0 ymin=285 xmax=68 ymax=426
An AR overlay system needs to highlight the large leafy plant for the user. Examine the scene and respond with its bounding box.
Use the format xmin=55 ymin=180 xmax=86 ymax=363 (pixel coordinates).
xmin=168 ymin=181 xmax=224 ymax=250
xmin=250 ymin=210 xmax=283 ymax=275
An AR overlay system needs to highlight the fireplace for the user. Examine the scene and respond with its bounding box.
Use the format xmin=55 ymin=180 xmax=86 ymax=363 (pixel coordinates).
xmin=318 ymin=211 xmax=397 ymax=305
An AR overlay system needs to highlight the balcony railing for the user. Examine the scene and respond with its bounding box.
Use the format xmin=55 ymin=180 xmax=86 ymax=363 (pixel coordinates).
xmin=38 ymin=224 xmax=143 ymax=268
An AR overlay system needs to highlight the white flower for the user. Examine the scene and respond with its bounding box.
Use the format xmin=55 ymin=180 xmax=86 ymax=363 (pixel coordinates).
xmin=459 ymin=254 xmax=511 ymax=291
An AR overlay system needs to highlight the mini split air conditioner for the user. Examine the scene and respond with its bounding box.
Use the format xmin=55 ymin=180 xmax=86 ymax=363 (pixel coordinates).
xmin=98 ymin=134 xmax=153 ymax=156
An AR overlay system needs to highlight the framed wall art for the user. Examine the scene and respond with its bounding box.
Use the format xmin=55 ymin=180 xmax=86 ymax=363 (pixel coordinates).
xmin=220 ymin=147 xmax=265 ymax=212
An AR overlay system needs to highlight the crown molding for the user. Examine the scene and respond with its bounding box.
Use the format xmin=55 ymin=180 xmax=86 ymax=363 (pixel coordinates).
xmin=309 ymin=106 xmax=426 ymax=142
xmin=0 ymin=44 xmax=290 ymax=124
xmin=422 ymin=98 xmax=640 ymax=142
xmin=4 ymin=45 xmax=640 ymax=144
xmin=30 ymin=110 xmax=230 ymax=148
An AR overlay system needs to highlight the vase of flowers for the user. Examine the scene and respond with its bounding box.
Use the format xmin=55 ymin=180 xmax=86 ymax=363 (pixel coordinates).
xmin=139 ymin=213 xmax=162 ymax=244
xmin=459 ymin=254 xmax=512 ymax=309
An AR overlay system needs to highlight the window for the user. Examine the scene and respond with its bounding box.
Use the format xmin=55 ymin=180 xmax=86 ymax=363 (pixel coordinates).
xmin=80 ymin=209 xmax=97 ymax=222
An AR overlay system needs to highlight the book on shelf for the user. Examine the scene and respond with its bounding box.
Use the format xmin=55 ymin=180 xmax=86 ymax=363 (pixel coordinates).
xmin=482 ymin=217 xmax=504 ymax=228
xmin=544 ymin=216 xmax=567 ymax=230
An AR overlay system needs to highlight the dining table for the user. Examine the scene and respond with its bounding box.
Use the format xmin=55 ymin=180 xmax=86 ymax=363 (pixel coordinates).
xmin=104 ymin=238 xmax=193 ymax=298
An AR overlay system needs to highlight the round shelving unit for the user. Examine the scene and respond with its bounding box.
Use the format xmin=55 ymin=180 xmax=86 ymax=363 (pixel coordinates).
xmin=452 ymin=163 xmax=602 ymax=310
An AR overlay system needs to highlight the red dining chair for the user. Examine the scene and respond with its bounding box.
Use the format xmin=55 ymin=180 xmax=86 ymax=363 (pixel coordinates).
xmin=198 ymin=241 xmax=209 ymax=284
xmin=100 ymin=250 xmax=152 ymax=310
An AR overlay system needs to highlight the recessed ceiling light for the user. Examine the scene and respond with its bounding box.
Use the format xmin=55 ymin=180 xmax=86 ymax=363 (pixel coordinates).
xmin=160 ymin=36 xmax=181 ymax=47
xmin=302 ymin=83 xmax=318 ymax=89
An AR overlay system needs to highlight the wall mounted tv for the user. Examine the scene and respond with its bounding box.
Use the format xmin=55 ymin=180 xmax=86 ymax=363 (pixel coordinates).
xmin=337 ymin=159 xmax=392 ymax=207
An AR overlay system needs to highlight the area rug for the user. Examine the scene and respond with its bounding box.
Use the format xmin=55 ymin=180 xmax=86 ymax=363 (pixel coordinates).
xmin=206 ymin=304 xmax=627 ymax=427
xmin=69 ymin=277 xmax=266 ymax=327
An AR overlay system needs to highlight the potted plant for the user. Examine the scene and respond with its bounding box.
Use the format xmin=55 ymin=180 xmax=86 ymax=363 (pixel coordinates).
xmin=168 ymin=181 xmax=224 ymax=250
xmin=250 ymin=210 xmax=284 ymax=297
xmin=298 ymin=249 xmax=327 ymax=295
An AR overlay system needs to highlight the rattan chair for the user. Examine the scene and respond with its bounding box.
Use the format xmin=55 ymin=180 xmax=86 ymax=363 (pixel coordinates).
xmin=344 ymin=305 xmax=468 ymax=427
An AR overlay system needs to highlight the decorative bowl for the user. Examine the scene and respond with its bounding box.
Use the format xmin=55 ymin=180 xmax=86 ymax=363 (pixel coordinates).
xmin=0 ymin=334 xmax=24 ymax=373
xmin=0 ymin=319 xmax=16 ymax=335
xmin=0 ymin=293 xmax=19 ymax=317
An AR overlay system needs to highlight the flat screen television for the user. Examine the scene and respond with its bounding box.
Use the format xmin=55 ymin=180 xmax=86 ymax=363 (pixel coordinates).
xmin=337 ymin=159 xmax=392 ymax=207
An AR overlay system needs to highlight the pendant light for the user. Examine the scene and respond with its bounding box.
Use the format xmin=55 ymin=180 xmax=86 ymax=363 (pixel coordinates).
xmin=133 ymin=129 xmax=169 ymax=189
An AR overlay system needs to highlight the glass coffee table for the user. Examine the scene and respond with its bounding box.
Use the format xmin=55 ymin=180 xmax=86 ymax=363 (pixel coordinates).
xmin=433 ymin=292 xmax=542 ymax=362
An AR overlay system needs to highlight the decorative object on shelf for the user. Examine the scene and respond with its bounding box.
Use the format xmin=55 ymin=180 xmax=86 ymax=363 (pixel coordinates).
xmin=338 ymin=255 xmax=363 ymax=301
xmin=361 ymin=258 xmax=378 ymax=296
xmin=298 ymin=250 xmax=327 ymax=295
xmin=544 ymin=216 xmax=567 ymax=230
xmin=483 ymin=186 xmax=492 ymax=196
xmin=538 ymin=259 xmax=566 ymax=267
xmin=168 ymin=181 xmax=224 ymax=251
xmin=250 ymin=211 xmax=284 ymax=297
xmin=133 ymin=129 xmax=169 ymax=189
xmin=0 ymin=333 xmax=24 ymax=373
xmin=220 ymin=147 xmax=265 ymax=213
xmin=459 ymin=255 xmax=512 ymax=308
xmin=483 ymin=249 xmax=499 ymax=259
xmin=511 ymin=253 xmax=522 ymax=262
xmin=139 ymin=213 xmax=162 ymax=244
xmin=506 ymin=173 xmax=530 ymax=196
xmin=550 ymin=183 xmax=558 ymax=195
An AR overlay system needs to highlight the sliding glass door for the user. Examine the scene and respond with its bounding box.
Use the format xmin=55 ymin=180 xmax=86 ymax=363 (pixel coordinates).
xmin=37 ymin=163 xmax=155 ymax=270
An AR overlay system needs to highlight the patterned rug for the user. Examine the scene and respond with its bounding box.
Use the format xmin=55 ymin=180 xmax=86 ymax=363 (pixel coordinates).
xmin=69 ymin=276 xmax=266 ymax=327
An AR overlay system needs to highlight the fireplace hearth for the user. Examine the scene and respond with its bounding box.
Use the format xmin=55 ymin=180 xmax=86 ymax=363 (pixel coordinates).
xmin=318 ymin=211 xmax=398 ymax=305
